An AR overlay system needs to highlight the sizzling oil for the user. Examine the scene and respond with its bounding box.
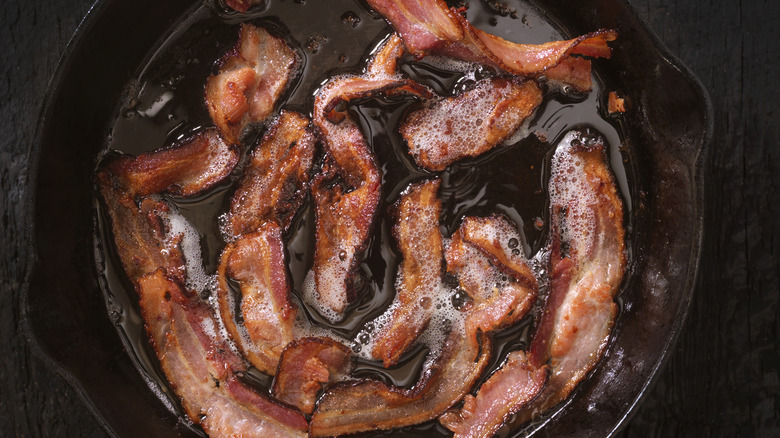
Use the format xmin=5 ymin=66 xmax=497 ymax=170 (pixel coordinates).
xmin=94 ymin=0 xmax=634 ymax=437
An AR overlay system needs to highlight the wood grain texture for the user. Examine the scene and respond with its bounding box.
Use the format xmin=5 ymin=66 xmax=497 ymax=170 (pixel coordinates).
xmin=1 ymin=0 xmax=777 ymax=437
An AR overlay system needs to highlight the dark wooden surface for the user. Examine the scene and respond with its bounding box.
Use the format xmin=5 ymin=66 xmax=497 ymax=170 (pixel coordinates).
xmin=1 ymin=0 xmax=778 ymax=436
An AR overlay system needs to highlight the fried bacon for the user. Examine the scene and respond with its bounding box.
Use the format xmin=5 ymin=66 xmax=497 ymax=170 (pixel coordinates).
xmin=308 ymin=36 xmax=431 ymax=321
xmin=205 ymin=24 xmax=297 ymax=144
xmin=224 ymin=111 xmax=315 ymax=238
xmin=216 ymin=222 xmax=296 ymax=375
xmin=272 ymin=337 xmax=353 ymax=415
xmin=371 ymin=179 xmax=443 ymax=367
xmin=517 ymin=129 xmax=626 ymax=420
xmin=104 ymin=128 xmax=238 ymax=198
xmin=223 ymin=0 xmax=264 ymax=13
xmin=98 ymin=145 xmax=307 ymax=437
xmin=310 ymin=211 xmax=538 ymax=436
xmin=137 ymin=270 xmax=308 ymax=437
xmin=310 ymin=321 xmax=491 ymax=436
xmin=434 ymin=217 xmax=542 ymax=436
xmin=445 ymin=215 xmax=538 ymax=332
xmin=439 ymin=351 xmax=547 ymax=438
xmin=401 ymin=77 xmax=542 ymax=171
xmin=459 ymin=215 xmax=536 ymax=287
xmin=366 ymin=0 xmax=616 ymax=91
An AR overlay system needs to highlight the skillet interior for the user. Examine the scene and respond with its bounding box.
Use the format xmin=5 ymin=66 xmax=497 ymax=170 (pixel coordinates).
xmin=23 ymin=0 xmax=711 ymax=436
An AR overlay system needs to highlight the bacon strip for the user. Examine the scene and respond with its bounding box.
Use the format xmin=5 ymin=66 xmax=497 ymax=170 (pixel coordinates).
xmin=223 ymin=0 xmax=264 ymax=13
xmin=446 ymin=217 xmax=537 ymax=334
xmin=98 ymin=148 xmax=307 ymax=437
xmin=310 ymin=321 xmax=491 ymax=436
xmin=401 ymin=77 xmax=542 ymax=171
xmin=518 ymin=129 xmax=626 ymax=420
xmin=308 ymin=36 xmax=431 ymax=321
xmin=224 ymin=111 xmax=315 ymax=238
xmin=205 ymin=24 xmax=297 ymax=144
xmin=104 ymin=128 xmax=238 ymax=198
xmin=137 ymin=270 xmax=308 ymax=437
xmin=371 ymin=179 xmax=443 ymax=367
xmin=459 ymin=215 xmax=536 ymax=287
xmin=366 ymin=0 xmax=616 ymax=91
xmin=217 ymin=222 xmax=296 ymax=375
xmin=439 ymin=351 xmax=547 ymax=438
xmin=310 ymin=213 xmax=538 ymax=436
xmin=272 ymin=337 xmax=353 ymax=415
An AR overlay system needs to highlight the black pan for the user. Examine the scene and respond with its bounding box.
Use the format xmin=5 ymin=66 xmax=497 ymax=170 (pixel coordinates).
xmin=22 ymin=0 xmax=712 ymax=436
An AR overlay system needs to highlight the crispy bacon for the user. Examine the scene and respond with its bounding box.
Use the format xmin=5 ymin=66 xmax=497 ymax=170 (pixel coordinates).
xmin=98 ymin=146 xmax=307 ymax=436
xmin=310 ymin=321 xmax=491 ymax=436
xmin=104 ymin=128 xmax=238 ymax=198
xmin=272 ymin=337 xmax=353 ymax=415
xmin=310 ymin=211 xmax=538 ymax=436
xmin=308 ymin=36 xmax=431 ymax=321
xmin=366 ymin=0 xmax=616 ymax=91
xmin=205 ymin=24 xmax=297 ymax=144
xmin=459 ymin=215 xmax=536 ymax=287
xmin=401 ymin=77 xmax=541 ymax=171
xmin=439 ymin=351 xmax=547 ymax=438
xmin=517 ymin=129 xmax=626 ymax=420
xmin=371 ymin=179 xmax=443 ymax=367
xmin=225 ymin=111 xmax=315 ymax=238
xmin=137 ymin=270 xmax=308 ymax=438
xmin=446 ymin=217 xmax=537 ymax=333
xmin=216 ymin=222 xmax=296 ymax=375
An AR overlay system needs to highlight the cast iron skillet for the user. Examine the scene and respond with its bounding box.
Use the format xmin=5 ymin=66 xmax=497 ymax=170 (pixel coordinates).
xmin=23 ymin=0 xmax=712 ymax=436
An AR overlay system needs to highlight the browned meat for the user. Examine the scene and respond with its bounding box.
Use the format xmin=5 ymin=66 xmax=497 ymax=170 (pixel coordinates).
xmin=308 ymin=35 xmax=431 ymax=321
xmin=366 ymin=0 xmax=616 ymax=91
xmin=371 ymin=179 xmax=443 ymax=367
xmin=439 ymin=351 xmax=547 ymax=438
xmin=310 ymin=211 xmax=538 ymax=436
xmin=310 ymin=321 xmax=491 ymax=436
xmin=518 ymin=129 xmax=626 ymax=420
xmin=216 ymin=222 xmax=296 ymax=375
xmin=205 ymin=24 xmax=297 ymax=144
xmin=98 ymin=144 xmax=307 ymax=436
xmin=223 ymin=0 xmax=264 ymax=13
xmin=458 ymin=215 xmax=536 ymax=287
xmin=445 ymin=216 xmax=537 ymax=333
xmin=224 ymin=111 xmax=315 ymax=238
xmin=104 ymin=128 xmax=238 ymax=198
xmin=401 ymin=77 xmax=542 ymax=171
xmin=137 ymin=270 xmax=308 ymax=438
xmin=272 ymin=337 xmax=353 ymax=415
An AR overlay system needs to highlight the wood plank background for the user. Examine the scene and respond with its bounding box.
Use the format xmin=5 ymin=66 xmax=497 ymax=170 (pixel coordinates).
xmin=1 ymin=0 xmax=777 ymax=436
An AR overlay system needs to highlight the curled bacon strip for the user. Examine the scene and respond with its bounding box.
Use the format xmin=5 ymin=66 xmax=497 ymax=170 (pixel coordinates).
xmin=458 ymin=215 xmax=536 ymax=287
xmin=224 ymin=110 xmax=315 ymax=238
xmin=310 ymin=321 xmax=491 ymax=436
xmin=439 ymin=351 xmax=547 ymax=438
xmin=401 ymin=77 xmax=542 ymax=171
xmin=216 ymin=112 xmax=314 ymax=374
xmin=205 ymin=24 xmax=297 ymax=144
xmin=310 ymin=213 xmax=537 ymax=436
xmin=446 ymin=215 xmax=538 ymax=332
xmin=138 ymin=271 xmax=308 ymax=438
xmin=366 ymin=0 xmax=616 ymax=91
xmin=308 ymin=35 xmax=431 ymax=321
xmin=104 ymin=128 xmax=238 ymax=198
xmin=217 ymin=222 xmax=296 ymax=375
xmin=97 ymin=145 xmax=307 ymax=437
xmin=371 ymin=179 xmax=443 ymax=367
xmin=223 ymin=0 xmax=264 ymax=13
xmin=272 ymin=337 xmax=353 ymax=415
xmin=517 ymin=129 xmax=626 ymax=421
